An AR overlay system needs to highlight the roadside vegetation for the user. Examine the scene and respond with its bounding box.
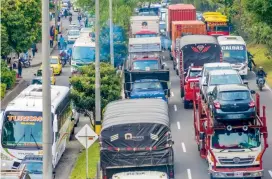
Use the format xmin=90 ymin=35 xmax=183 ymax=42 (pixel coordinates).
xmin=0 ymin=61 xmax=17 ymax=99
xmin=70 ymin=142 xmax=100 ymax=179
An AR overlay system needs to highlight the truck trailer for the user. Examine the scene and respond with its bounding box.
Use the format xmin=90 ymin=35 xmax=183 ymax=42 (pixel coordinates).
xmin=100 ymin=99 xmax=175 ymax=179
xmin=130 ymin=16 xmax=160 ymax=38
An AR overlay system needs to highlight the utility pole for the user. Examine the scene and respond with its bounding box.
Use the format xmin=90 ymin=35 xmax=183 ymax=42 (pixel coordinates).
xmin=54 ymin=0 xmax=58 ymax=28
xmin=109 ymin=0 xmax=114 ymax=66
xmin=42 ymin=0 xmax=52 ymax=178
xmin=95 ymin=0 xmax=101 ymax=134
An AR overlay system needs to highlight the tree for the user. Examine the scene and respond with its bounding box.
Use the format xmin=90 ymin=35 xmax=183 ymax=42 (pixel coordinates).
xmin=1 ymin=0 xmax=41 ymax=56
xmin=1 ymin=24 xmax=12 ymax=57
xmin=70 ymin=63 xmax=122 ymax=126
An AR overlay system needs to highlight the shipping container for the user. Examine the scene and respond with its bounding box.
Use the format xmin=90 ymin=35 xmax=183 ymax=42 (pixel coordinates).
xmin=130 ymin=16 xmax=160 ymax=36
xmin=167 ymin=4 xmax=196 ymax=38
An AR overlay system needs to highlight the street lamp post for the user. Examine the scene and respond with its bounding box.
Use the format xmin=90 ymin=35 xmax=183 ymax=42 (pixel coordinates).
xmin=109 ymin=0 xmax=114 ymax=66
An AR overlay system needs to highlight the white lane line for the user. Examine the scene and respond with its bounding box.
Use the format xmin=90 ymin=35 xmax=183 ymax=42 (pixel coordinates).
xmin=268 ymin=170 xmax=272 ymax=178
xmin=182 ymin=142 xmax=186 ymax=152
xmin=187 ymin=169 xmax=192 ymax=179
xmin=174 ymin=105 xmax=177 ymax=111
xmin=171 ymin=91 xmax=174 ymax=97
xmin=177 ymin=122 xmax=180 ymax=130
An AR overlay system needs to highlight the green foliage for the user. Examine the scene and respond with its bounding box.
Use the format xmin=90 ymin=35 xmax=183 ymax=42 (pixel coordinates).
xmin=1 ymin=83 xmax=7 ymax=99
xmin=1 ymin=0 xmax=41 ymax=55
xmin=1 ymin=25 xmax=13 ymax=56
xmin=70 ymin=63 xmax=121 ymax=115
xmin=0 ymin=61 xmax=16 ymax=90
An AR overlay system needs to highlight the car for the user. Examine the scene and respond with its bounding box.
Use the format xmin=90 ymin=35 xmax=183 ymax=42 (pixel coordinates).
xmin=202 ymin=69 xmax=246 ymax=102
xmin=69 ymin=23 xmax=80 ymax=30
xmin=18 ymin=155 xmax=43 ymax=179
xmin=184 ymin=66 xmax=202 ymax=82
xmin=0 ymin=166 xmax=31 ymax=179
xmin=67 ymin=29 xmax=80 ymax=43
xmin=199 ymin=62 xmax=232 ymax=98
xmin=208 ymin=84 xmax=256 ymax=121
xmin=50 ymin=56 xmax=62 ymax=75
xmin=32 ymin=68 xmax=56 ymax=85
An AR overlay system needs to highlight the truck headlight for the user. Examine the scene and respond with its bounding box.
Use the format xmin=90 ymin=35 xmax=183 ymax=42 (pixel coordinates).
xmin=212 ymin=172 xmax=225 ymax=177
xmin=251 ymin=171 xmax=263 ymax=177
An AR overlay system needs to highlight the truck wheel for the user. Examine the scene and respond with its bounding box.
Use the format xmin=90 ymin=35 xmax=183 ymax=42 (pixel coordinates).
xmin=184 ymin=100 xmax=190 ymax=109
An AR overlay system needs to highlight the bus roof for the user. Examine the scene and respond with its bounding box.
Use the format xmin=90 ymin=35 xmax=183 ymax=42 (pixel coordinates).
xmin=73 ymin=36 xmax=95 ymax=47
xmin=217 ymin=36 xmax=246 ymax=45
xmin=5 ymin=85 xmax=69 ymax=113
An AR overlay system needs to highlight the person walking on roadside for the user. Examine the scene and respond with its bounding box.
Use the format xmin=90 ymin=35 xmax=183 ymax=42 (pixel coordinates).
xmin=69 ymin=16 xmax=72 ymax=24
xmin=59 ymin=35 xmax=65 ymax=50
xmin=64 ymin=9 xmax=68 ymax=18
xmin=18 ymin=61 xmax=22 ymax=78
xmin=50 ymin=35 xmax=54 ymax=48
xmin=31 ymin=43 xmax=37 ymax=58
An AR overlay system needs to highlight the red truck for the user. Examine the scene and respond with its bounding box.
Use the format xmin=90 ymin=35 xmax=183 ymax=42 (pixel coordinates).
xmin=192 ymin=86 xmax=268 ymax=179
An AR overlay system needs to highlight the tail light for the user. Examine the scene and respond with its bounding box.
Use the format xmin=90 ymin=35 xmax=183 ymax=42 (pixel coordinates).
xmin=249 ymin=101 xmax=255 ymax=108
xmin=214 ymin=102 xmax=221 ymax=109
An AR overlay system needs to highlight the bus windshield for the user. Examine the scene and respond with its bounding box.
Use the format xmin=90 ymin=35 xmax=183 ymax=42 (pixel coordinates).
xmin=1 ymin=111 xmax=45 ymax=149
xmin=221 ymin=45 xmax=247 ymax=63
xmin=72 ymin=46 xmax=95 ymax=63
xmin=212 ymin=128 xmax=261 ymax=150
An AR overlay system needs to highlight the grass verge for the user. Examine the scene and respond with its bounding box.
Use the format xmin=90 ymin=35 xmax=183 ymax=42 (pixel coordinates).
xmin=70 ymin=142 xmax=100 ymax=179
xmin=247 ymin=44 xmax=272 ymax=87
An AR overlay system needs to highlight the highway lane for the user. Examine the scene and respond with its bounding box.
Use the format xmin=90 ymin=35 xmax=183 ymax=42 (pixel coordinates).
xmin=163 ymin=51 xmax=272 ymax=179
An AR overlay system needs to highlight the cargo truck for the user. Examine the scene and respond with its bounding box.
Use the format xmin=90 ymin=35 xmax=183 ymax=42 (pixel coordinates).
xmin=130 ymin=16 xmax=160 ymax=38
xmin=192 ymin=86 xmax=268 ymax=179
xmin=202 ymin=12 xmax=230 ymax=36
xmin=100 ymin=99 xmax=175 ymax=179
xmin=171 ymin=21 xmax=207 ymax=64
xmin=174 ymin=35 xmax=222 ymax=101
xmin=167 ymin=4 xmax=196 ymax=38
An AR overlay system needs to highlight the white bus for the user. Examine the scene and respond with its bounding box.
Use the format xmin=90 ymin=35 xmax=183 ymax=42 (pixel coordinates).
xmin=71 ymin=34 xmax=96 ymax=74
xmin=217 ymin=36 xmax=248 ymax=77
xmin=0 ymin=85 xmax=75 ymax=169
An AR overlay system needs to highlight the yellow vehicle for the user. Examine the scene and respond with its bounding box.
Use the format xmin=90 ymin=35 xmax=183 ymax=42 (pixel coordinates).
xmin=33 ymin=67 xmax=56 ymax=85
xmin=50 ymin=56 xmax=62 ymax=75
xmin=203 ymin=15 xmax=230 ymax=36
xmin=203 ymin=12 xmax=222 ymax=17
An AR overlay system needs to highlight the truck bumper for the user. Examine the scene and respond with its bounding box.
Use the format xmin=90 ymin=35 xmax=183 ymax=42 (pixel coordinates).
xmin=210 ymin=169 xmax=263 ymax=178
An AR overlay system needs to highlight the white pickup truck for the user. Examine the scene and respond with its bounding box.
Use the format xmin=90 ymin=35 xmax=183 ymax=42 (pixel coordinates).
xmin=112 ymin=171 xmax=168 ymax=179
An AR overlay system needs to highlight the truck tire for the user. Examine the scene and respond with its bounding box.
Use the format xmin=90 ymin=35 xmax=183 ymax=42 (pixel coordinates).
xmin=184 ymin=100 xmax=190 ymax=109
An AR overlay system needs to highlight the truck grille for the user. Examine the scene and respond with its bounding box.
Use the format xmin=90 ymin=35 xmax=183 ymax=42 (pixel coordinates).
xmin=219 ymin=158 xmax=254 ymax=165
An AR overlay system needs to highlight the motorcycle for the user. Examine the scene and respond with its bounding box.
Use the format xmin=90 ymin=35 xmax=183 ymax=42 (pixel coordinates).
xmin=257 ymin=77 xmax=265 ymax=91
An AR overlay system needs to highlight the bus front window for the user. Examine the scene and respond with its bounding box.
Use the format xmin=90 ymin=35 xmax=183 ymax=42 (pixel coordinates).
xmin=72 ymin=47 xmax=95 ymax=63
xmin=221 ymin=45 xmax=247 ymax=64
xmin=1 ymin=111 xmax=44 ymax=149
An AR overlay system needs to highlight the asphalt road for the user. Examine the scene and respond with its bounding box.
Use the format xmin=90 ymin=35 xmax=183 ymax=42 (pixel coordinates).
xmin=162 ymin=50 xmax=272 ymax=179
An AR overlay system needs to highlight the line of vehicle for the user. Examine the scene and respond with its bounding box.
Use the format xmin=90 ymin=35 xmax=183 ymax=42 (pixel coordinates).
xmin=187 ymin=169 xmax=192 ymax=179
xmin=181 ymin=142 xmax=186 ymax=153
xmin=174 ymin=105 xmax=177 ymax=111
xmin=177 ymin=121 xmax=180 ymax=130
xmin=268 ymin=170 xmax=272 ymax=178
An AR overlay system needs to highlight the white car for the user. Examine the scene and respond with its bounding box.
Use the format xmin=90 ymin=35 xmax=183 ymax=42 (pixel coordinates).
xmin=199 ymin=62 xmax=232 ymax=98
xmin=67 ymin=29 xmax=80 ymax=43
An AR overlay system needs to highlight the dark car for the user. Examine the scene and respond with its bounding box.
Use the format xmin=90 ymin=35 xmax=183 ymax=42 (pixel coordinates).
xmin=208 ymin=84 xmax=256 ymax=121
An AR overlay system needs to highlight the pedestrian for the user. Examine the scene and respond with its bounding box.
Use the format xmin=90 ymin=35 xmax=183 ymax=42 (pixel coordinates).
xmin=18 ymin=61 xmax=22 ymax=78
xmin=59 ymin=35 xmax=65 ymax=50
xmin=50 ymin=36 xmax=54 ymax=48
xmin=64 ymin=9 xmax=68 ymax=18
xmin=69 ymin=16 xmax=72 ymax=24
xmin=31 ymin=43 xmax=37 ymax=58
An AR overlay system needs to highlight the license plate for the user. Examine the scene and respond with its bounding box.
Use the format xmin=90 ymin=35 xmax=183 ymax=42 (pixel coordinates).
xmin=234 ymin=172 xmax=243 ymax=177
xmin=228 ymin=114 xmax=243 ymax=119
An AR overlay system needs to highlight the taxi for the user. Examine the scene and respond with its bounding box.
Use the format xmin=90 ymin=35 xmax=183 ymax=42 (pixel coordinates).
xmin=33 ymin=67 xmax=56 ymax=85
xmin=50 ymin=56 xmax=62 ymax=75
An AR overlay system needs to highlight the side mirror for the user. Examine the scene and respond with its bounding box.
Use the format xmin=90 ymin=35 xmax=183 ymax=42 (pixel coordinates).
xmin=53 ymin=115 xmax=58 ymax=132
xmin=243 ymin=80 xmax=248 ymax=85
xmin=203 ymin=82 xmax=207 ymax=86
xmin=251 ymin=90 xmax=256 ymax=94
xmin=168 ymin=140 xmax=174 ymax=146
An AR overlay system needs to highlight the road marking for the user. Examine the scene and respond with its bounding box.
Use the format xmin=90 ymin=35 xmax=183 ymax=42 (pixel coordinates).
xmin=268 ymin=170 xmax=272 ymax=178
xmin=187 ymin=169 xmax=192 ymax=179
xmin=177 ymin=122 xmax=180 ymax=129
xmin=171 ymin=91 xmax=174 ymax=97
xmin=174 ymin=105 xmax=177 ymax=111
xmin=182 ymin=142 xmax=186 ymax=152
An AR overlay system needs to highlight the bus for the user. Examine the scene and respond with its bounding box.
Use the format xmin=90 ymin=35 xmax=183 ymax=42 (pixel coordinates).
xmin=217 ymin=36 xmax=248 ymax=77
xmin=0 ymin=85 xmax=76 ymax=169
xmin=71 ymin=34 xmax=95 ymax=74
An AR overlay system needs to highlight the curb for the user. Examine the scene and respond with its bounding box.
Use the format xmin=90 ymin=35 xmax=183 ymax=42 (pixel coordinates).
xmin=30 ymin=43 xmax=58 ymax=67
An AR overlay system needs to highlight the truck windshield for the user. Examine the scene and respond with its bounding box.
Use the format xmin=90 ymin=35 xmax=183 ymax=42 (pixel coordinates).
xmin=23 ymin=161 xmax=43 ymax=174
xmin=212 ymin=128 xmax=261 ymax=149
xmin=215 ymin=25 xmax=229 ymax=32
xmin=133 ymin=82 xmax=162 ymax=90
xmin=73 ymin=46 xmax=95 ymax=63
xmin=221 ymin=45 xmax=247 ymax=63
xmin=189 ymin=70 xmax=201 ymax=77
xmin=209 ymin=74 xmax=241 ymax=85
xmin=132 ymin=60 xmax=159 ymax=71
xmin=1 ymin=111 xmax=44 ymax=149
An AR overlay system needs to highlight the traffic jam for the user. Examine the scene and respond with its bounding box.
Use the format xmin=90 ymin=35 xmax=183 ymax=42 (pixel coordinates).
xmin=1 ymin=1 xmax=272 ymax=179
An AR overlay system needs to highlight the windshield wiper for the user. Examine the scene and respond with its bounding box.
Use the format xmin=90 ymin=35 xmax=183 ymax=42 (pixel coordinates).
xmin=13 ymin=130 xmax=26 ymax=149
xmin=30 ymin=128 xmax=40 ymax=150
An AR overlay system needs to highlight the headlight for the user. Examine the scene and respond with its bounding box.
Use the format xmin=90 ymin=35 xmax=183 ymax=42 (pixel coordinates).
xmin=212 ymin=172 xmax=225 ymax=178
xmin=251 ymin=171 xmax=263 ymax=177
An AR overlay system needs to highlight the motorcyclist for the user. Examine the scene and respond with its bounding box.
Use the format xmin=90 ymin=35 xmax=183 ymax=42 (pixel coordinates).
xmin=256 ymin=66 xmax=267 ymax=84
xmin=59 ymin=50 xmax=69 ymax=65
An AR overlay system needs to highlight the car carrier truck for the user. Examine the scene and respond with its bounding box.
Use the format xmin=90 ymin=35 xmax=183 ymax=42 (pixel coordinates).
xmin=192 ymin=86 xmax=268 ymax=179
xmin=100 ymin=99 xmax=175 ymax=179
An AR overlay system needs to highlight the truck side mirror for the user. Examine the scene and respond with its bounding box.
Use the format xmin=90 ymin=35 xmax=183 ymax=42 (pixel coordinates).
xmin=250 ymin=90 xmax=256 ymax=94
xmin=53 ymin=115 xmax=58 ymax=132
xmin=162 ymin=63 xmax=167 ymax=69
xmin=203 ymin=82 xmax=207 ymax=86
xmin=243 ymin=80 xmax=248 ymax=85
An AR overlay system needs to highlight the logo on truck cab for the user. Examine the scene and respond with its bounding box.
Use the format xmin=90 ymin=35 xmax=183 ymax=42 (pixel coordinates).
xmin=191 ymin=45 xmax=211 ymax=53
xmin=125 ymin=133 xmax=144 ymax=141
